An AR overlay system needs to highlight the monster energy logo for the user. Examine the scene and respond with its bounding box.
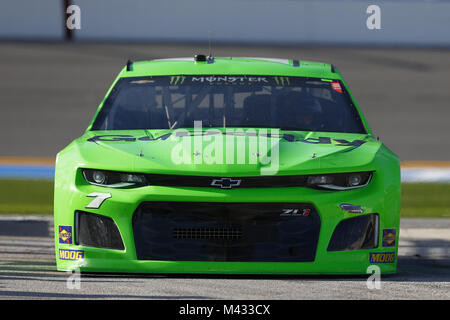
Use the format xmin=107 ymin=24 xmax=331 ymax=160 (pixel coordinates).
xmin=170 ymin=76 xmax=186 ymax=85
xmin=191 ymin=76 xmax=269 ymax=84
xmin=274 ymin=76 xmax=290 ymax=86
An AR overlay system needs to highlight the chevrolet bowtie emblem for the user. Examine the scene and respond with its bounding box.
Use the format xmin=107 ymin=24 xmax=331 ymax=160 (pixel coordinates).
xmin=211 ymin=178 xmax=242 ymax=189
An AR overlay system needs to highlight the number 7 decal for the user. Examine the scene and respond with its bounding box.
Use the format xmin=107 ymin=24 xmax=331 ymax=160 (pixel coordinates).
xmin=86 ymin=193 xmax=111 ymax=209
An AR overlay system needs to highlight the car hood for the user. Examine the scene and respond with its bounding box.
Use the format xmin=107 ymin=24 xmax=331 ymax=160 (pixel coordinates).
xmin=75 ymin=129 xmax=381 ymax=176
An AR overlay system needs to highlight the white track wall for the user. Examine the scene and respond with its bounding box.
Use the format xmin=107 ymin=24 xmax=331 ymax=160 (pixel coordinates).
xmin=1 ymin=0 xmax=450 ymax=46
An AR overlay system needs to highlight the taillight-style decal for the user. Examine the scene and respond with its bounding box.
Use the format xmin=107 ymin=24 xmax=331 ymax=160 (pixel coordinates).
xmin=331 ymin=82 xmax=343 ymax=93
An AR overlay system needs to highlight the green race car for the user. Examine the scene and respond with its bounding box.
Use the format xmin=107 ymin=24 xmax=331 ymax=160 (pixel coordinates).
xmin=54 ymin=55 xmax=400 ymax=274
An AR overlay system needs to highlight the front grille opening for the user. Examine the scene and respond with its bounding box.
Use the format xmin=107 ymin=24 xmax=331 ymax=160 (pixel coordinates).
xmin=133 ymin=202 xmax=321 ymax=262
xmin=173 ymin=227 xmax=243 ymax=240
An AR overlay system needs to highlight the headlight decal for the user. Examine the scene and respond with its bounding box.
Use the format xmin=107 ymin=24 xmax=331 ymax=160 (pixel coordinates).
xmin=81 ymin=169 xmax=372 ymax=190
xmin=82 ymin=169 xmax=147 ymax=188
xmin=307 ymin=172 xmax=373 ymax=191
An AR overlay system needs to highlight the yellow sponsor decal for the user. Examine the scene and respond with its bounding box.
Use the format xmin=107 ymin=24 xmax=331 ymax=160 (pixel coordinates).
xmin=369 ymin=252 xmax=395 ymax=264
xmin=58 ymin=225 xmax=72 ymax=244
xmin=382 ymin=229 xmax=396 ymax=247
xmin=59 ymin=249 xmax=84 ymax=261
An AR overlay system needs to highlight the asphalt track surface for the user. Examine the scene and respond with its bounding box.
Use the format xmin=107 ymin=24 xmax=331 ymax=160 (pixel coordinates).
xmin=0 ymin=217 xmax=448 ymax=300
xmin=1 ymin=42 xmax=450 ymax=161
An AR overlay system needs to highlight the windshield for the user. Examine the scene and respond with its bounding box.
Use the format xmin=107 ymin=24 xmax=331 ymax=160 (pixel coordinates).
xmin=91 ymin=75 xmax=366 ymax=133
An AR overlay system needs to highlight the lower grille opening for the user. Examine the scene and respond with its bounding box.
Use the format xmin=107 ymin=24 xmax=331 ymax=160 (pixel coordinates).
xmin=173 ymin=227 xmax=243 ymax=240
xmin=327 ymin=214 xmax=379 ymax=251
xmin=75 ymin=211 xmax=124 ymax=250
xmin=133 ymin=202 xmax=321 ymax=262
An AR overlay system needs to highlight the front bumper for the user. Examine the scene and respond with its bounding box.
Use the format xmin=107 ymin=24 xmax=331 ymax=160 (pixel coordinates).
xmin=54 ymin=172 xmax=400 ymax=274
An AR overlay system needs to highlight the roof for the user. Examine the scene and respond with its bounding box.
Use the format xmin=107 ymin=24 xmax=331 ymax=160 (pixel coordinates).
xmin=119 ymin=56 xmax=341 ymax=80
